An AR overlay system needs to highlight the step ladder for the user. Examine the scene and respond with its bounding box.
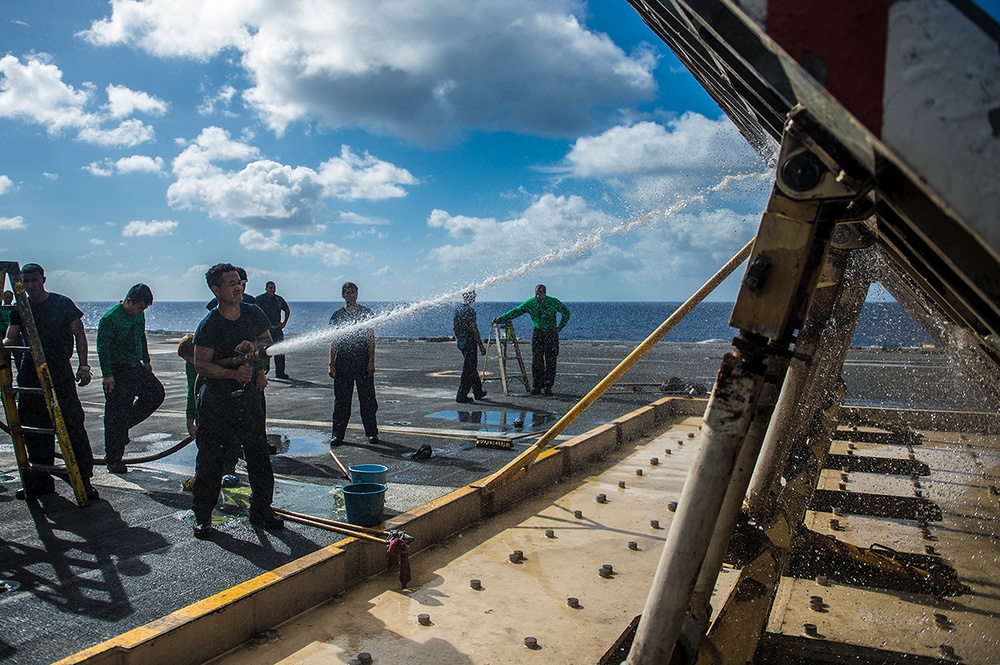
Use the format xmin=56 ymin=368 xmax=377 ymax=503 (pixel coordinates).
xmin=0 ymin=261 xmax=90 ymax=506
xmin=481 ymin=321 xmax=530 ymax=395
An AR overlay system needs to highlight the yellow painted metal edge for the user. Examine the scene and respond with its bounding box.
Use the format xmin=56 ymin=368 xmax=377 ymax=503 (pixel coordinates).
xmin=56 ymin=397 xmax=701 ymax=665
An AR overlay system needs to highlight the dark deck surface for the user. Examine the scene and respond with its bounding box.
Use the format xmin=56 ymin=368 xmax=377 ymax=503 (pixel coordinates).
xmin=0 ymin=332 xmax=983 ymax=664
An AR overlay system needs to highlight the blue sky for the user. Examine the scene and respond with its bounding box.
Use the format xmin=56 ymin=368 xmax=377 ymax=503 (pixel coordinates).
xmin=1 ymin=1 xmax=995 ymax=303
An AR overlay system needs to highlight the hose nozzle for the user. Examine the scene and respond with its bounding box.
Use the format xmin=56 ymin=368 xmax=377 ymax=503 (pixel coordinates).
xmin=216 ymin=346 xmax=270 ymax=368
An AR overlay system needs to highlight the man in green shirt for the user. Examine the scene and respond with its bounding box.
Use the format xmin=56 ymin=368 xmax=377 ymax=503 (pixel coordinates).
xmin=494 ymin=284 xmax=570 ymax=395
xmin=96 ymin=284 xmax=164 ymax=473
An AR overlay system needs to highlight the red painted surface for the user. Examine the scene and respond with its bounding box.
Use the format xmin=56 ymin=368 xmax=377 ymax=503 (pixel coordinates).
xmin=767 ymin=0 xmax=888 ymax=136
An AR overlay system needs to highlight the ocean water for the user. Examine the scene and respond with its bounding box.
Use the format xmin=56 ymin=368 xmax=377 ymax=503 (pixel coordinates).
xmin=77 ymin=300 xmax=934 ymax=348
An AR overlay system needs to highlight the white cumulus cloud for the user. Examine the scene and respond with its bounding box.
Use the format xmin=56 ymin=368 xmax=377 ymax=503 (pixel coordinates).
xmin=289 ymin=240 xmax=352 ymax=267
xmin=0 ymin=175 xmax=14 ymax=195
xmin=106 ymin=84 xmax=168 ymax=117
xmin=123 ymin=219 xmax=179 ymax=236
xmin=0 ymin=54 xmax=157 ymax=147
xmin=168 ymin=127 xmax=415 ymax=229
xmin=428 ymin=193 xmax=614 ymax=270
xmin=316 ymin=146 xmax=418 ymax=201
xmin=83 ymin=161 xmax=114 ymax=177
xmin=240 ymin=229 xmax=284 ymax=251
xmin=0 ymin=216 xmax=26 ymax=230
xmin=80 ymin=0 xmax=658 ymax=145
xmin=115 ymin=155 xmax=165 ymax=174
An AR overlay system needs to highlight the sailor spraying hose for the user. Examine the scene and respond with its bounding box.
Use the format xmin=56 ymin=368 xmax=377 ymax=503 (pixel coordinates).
xmin=189 ymin=262 xmax=283 ymax=539
xmin=71 ymin=344 xmax=274 ymax=468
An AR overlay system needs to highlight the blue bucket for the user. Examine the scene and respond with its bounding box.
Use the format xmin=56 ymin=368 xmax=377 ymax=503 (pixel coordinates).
xmin=349 ymin=463 xmax=388 ymax=484
xmin=342 ymin=483 xmax=387 ymax=527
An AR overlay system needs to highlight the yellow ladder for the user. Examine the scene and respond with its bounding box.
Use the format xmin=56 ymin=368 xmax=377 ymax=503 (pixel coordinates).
xmin=0 ymin=261 xmax=90 ymax=506
xmin=482 ymin=322 xmax=530 ymax=395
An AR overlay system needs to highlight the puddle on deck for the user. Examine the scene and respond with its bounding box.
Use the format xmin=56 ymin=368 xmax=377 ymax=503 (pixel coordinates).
xmin=424 ymin=409 xmax=556 ymax=433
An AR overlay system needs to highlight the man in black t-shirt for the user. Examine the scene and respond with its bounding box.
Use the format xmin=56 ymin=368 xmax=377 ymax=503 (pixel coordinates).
xmin=328 ymin=281 xmax=379 ymax=446
xmin=190 ymin=263 xmax=281 ymax=539
xmin=3 ymin=263 xmax=99 ymax=500
xmin=256 ymin=281 xmax=290 ymax=379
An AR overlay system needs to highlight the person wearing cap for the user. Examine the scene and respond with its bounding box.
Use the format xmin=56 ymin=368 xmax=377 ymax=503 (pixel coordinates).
xmin=2 ymin=263 xmax=99 ymax=500
xmin=96 ymin=283 xmax=165 ymax=474
xmin=453 ymin=290 xmax=487 ymax=403
xmin=493 ymin=284 xmax=570 ymax=395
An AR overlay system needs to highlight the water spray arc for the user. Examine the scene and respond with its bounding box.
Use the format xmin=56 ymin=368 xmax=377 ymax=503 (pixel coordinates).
xmin=266 ymin=170 xmax=771 ymax=358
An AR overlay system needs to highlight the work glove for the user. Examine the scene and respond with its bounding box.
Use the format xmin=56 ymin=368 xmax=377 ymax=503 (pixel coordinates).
xmin=76 ymin=365 xmax=93 ymax=387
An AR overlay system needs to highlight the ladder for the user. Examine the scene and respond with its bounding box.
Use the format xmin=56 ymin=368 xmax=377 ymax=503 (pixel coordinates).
xmin=481 ymin=322 xmax=530 ymax=395
xmin=0 ymin=261 xmax=90 ymax=506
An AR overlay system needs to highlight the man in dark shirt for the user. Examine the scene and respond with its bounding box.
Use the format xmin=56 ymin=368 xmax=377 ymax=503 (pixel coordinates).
xmin=96 ymin=283 xmax=165 ymax=474
xmin=328 ymin=281 xmax=379 ymax=446
xmin=191 ymin=263 xmax=281 ymax=539
xmin=204 ymin=266 xmax=260 ymax=487
xmin=256 ymin=281 xmax=290 ymax=379
xmin=453 ymin=290 xmax=487 ymax=403
xmin=205 ymin=266 xmax=256 ymax=310
xmin=3 ymin=263 xmax=99 ymax=500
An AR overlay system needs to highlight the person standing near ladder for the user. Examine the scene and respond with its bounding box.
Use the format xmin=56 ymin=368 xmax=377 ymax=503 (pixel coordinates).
xmin=97 ymin=283 xmax=165 ymax=474
xmin=493 ymin=284 xmax=570 ymax=395
xmin=453 ymin=290 xmax=487 ymax=403
xmin=3 ymin=263 xmax=99 ymax=500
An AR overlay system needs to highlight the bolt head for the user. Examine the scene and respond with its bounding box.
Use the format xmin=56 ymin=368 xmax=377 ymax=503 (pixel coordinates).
xmin=780 ymin=151 xmax=825 ymax=192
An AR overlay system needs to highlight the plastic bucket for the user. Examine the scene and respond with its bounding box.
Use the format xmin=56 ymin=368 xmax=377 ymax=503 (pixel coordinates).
xmin=349 ymin=463 xmax=388 ymax=484
xmin=342 ymin=483 xmax=387 ymax=527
